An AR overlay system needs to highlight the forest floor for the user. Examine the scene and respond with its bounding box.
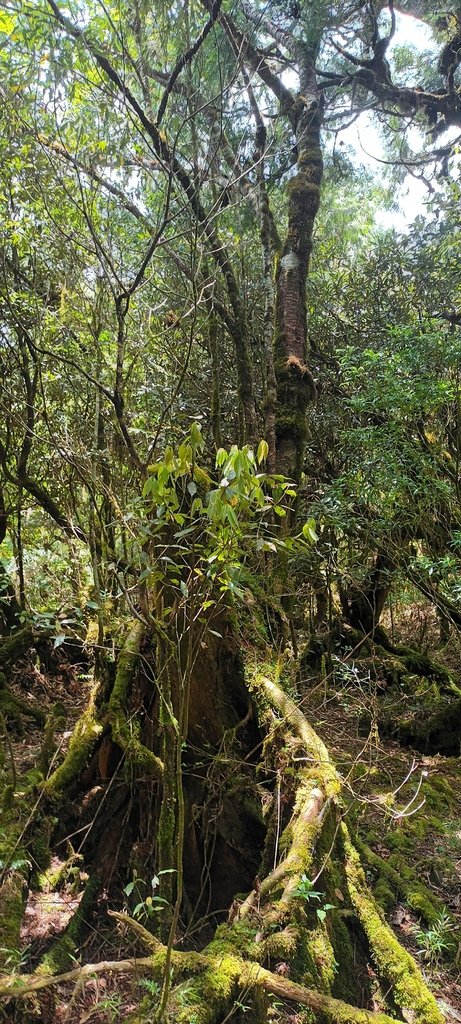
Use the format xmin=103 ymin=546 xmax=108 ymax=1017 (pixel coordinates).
xmin=2 ymin=601 xmax=461 ymax=1023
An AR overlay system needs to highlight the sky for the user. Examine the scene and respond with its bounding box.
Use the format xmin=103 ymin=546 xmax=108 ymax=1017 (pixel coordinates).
xmin=341 ymin=11 xmax=439 ymax=228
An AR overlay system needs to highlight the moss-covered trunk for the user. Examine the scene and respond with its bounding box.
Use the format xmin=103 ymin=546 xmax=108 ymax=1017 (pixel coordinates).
xmin=274 ymin=43 xmax=323 ymax=482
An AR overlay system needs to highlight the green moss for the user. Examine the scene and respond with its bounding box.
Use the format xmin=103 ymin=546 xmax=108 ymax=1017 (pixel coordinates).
xmin=24 ymin=768 xmax=43 ymax=788
xmin=407 ymin=890 xmax=440 ymax=925
xmin=424 ymin=776 xmax=453 ymax=809
xmin=172 ymin=952 xmax=242 ymax=1024
xmin=263 ymin=924 xmax=299 ymax=962
xmin=2 ymin=784 xmax=14 ymax=811
xmin=28 ymin=826 xmax=52 ymax=873
xmin=0 ymin=628 xmax=33 ymax=669
xmin=358 ymin=840 xmax=441 ymax=928
xmin=386 ymin=830 xmax=411 ymax=852
xmin=342 ymin=826 xmax=443 ymax=1024
xmin=42 ymin=702 xmax=102 ymax=796
xmin=306 ymin=926 xmax=337 ymax=994
xmin=373 ymin=878 xmax=395 ymax=911
xmin=37 ymin=875 xmax=100 ymax=975
xmin=108 ymin=621 xmax=163 ymax=780
xmin=0 ymin=871 xmax=26 ymax=968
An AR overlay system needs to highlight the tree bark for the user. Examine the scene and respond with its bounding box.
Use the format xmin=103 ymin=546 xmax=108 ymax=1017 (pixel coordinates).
xmin=274 ymin=43 xmax=323 ymax=481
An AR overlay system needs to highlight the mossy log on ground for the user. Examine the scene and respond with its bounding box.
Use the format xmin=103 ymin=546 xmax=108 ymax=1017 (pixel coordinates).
xmin=0 ymin=628 xmax=33 ymax=670
xmin=0 ymin=933 xmax=411 ymax=1024
xmin=0 ymin=687 xmax=46 ymax=726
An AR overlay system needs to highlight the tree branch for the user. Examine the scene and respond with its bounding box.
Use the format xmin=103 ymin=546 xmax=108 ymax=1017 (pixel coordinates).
xmin=157 ymin=0 xmax=222 ymax=126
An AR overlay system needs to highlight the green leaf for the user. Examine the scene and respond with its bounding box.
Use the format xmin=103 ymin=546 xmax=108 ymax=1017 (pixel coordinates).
xmin=257 ymin=539 xmax=277 ymax=552
xmin=0 ymin=13 xmax=17 ymax=34
xmin=190 ymin=421 xmax=205 ymax=450
xmin=257 ymin=439 xmax=269 ymax=464
xmin=302 ymin=519 xmax=318 ymax=543
xmin=124 ymin=881 xmax=135 ymax=896
xmin=53 ymin=634 xmax=66 ymax=648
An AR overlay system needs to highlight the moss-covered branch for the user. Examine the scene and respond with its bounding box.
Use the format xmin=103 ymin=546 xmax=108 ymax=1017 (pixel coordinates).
xmin=0 ymin=939 xmax=407 ymax=1024
xmin=0 ymin=627 xmax=33 ymax=669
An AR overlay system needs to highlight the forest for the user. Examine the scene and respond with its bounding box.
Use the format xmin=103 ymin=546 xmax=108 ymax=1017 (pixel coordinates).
xmin=1 ymin=0 xmax=461 ymax=1021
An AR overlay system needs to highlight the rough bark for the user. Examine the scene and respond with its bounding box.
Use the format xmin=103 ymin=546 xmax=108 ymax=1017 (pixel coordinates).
xmin=274 ymin=43 xmax=322 ymax=482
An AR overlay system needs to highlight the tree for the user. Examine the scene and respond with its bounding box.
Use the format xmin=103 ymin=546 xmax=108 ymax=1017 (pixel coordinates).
xmin=0 ymin=2 xmax=459 ymax=1022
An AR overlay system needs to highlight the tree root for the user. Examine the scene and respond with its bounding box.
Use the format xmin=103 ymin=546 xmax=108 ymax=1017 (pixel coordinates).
xmin=247 ymin=674 xmax=443 ymax=1024
xmin=41 ymin=698 xmax=102 ymax=796
xmin=342 ymin=827 xmax=443 ymax=1024
xmin=0 ymin=672 xmax=443 ymax=1024
xmin=0 ymin=686 xmax=46 ymax=726
xmin=42 ymin=621 xmax=163 ymax=797
xmin=0 ymin=628 xmax=34 ymax=670
xmin=107 ymin=620 xmax=163 ymax=780
xmin=0 ymin=941 xmax=408 ymax=1024
xmin=0 ymin=871 xmax=26 ymax=972
xmin=37 ymin=875 xmax=101 ymax=976
xmin=356 ymin=837 xmax=443 ymax=926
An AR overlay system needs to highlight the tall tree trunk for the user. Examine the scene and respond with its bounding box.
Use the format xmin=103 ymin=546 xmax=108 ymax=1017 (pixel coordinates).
xmin=275 ymin=44 xmax=323 ymax=481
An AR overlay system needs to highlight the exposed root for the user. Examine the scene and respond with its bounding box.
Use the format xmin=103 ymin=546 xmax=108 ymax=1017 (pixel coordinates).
xmin=37 ymin=875 xmax=101 ymax=976
xmin=342 ymin=827 xmax=443 ymax=1024
xmin=0 ymin=871 xmax=26 ymax=971
xmin=108 ymin=620 xmax=163 ymax=780
xmin=42 ymin=621 xmax=163 ymax=797
xmin=0 ymin=671 xmax=443 ymax=1024
xmin=0 ymin=942 xmax=406 ymax=1024
xmin=41 ymin=698 xmax=102 ymax=797
xmin=0 ymin=686 xmax=46 ymax=725
xmin=0 ymin=628 xmax=34 ymax=669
